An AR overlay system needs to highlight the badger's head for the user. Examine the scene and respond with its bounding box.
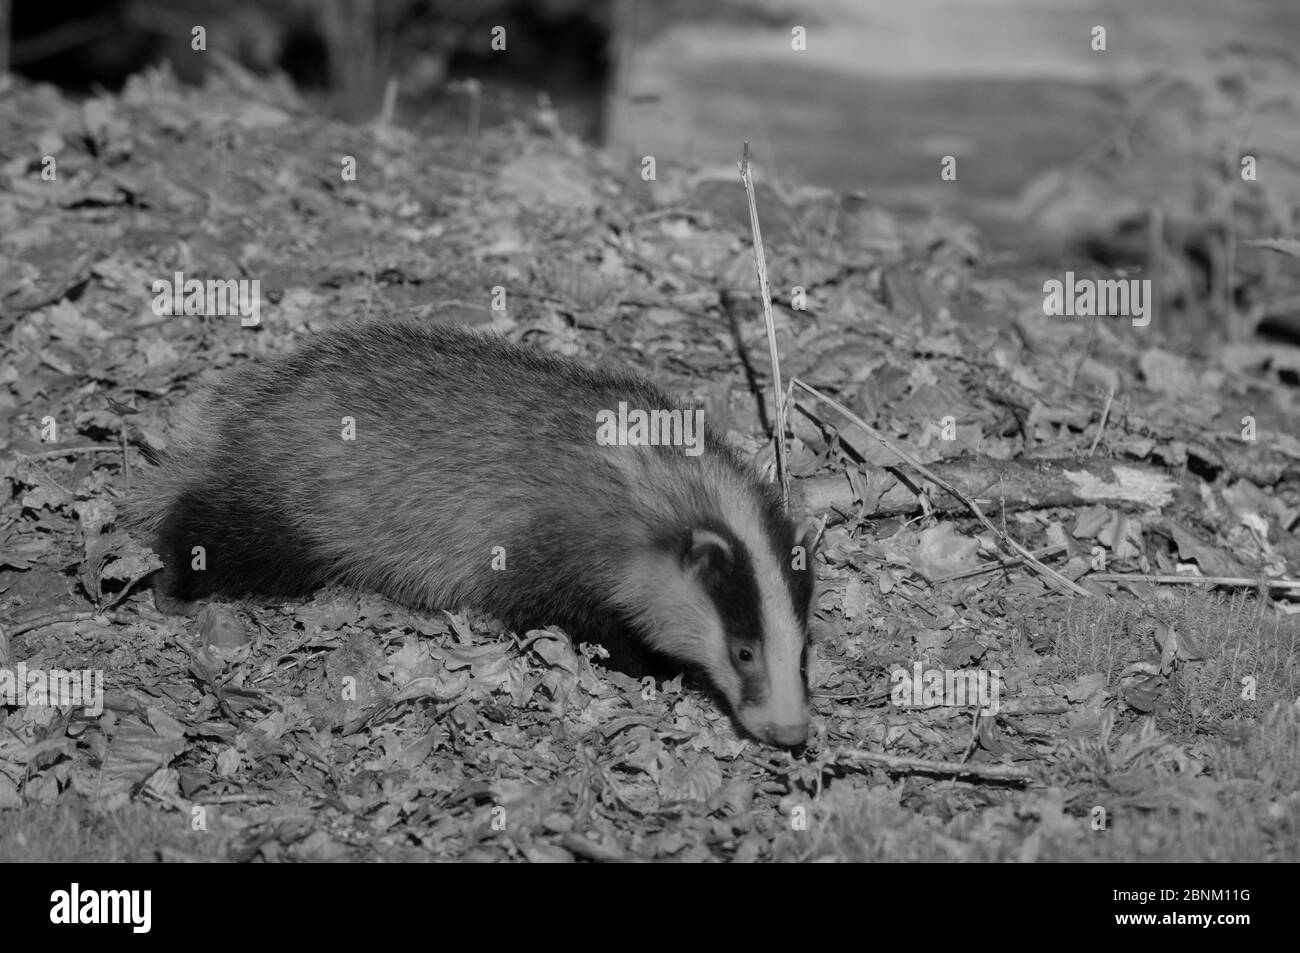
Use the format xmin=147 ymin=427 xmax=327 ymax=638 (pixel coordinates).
xmin=617 ymin=497 xmax=817 ymax=748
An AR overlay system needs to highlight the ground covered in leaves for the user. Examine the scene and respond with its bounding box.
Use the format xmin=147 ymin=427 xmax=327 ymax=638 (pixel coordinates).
xmin=1 ymin=65 xmax=1299 ymax=861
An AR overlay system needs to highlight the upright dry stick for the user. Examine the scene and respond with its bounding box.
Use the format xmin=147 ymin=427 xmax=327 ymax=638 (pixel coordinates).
xmin=738 ymin=142 xmax=790 ymax=509
xmin=1089 ymin=384 xmax=1116 ymax=456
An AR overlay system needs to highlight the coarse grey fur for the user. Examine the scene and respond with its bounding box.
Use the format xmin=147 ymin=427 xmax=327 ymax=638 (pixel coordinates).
xmin=132 ymin=320 xmax=815 ymax=745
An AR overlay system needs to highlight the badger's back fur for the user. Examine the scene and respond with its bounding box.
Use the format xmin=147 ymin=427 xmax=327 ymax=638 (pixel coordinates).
xmin=136 ymin=321 xmax=814 ymax=745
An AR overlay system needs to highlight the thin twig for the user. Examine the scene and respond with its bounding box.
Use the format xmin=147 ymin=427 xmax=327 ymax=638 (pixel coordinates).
xmin=199 ymin=792 xmax=280 ymax=805
xmin=1068 ymin=314 xmax=1098 ymax=391
xmin=933 ymin=544 xmax=1067 ymax=583
xmin=1089 ymin=573 xmax=1300 ymax=591
xmin=737 ymin=142 xmax=789 ymax=509
xmin=13 ymin=445 xmax=121 ymax=462
xmin=378 ymin=76 xmax=398 ymax=126
xmin=120 ymin=425 xmax=131 ymax=487
xmin=820 ymin=194 xmax=841 ymax=258
xmin=6 ymin=610 xmax=127 ymax=639
xmin=837 ymin=747 xmax=1035 ymax=782
xmin=791 ymin=377 xmax=1091 ymax=597
xmin=812 ymin=688 xmax=892 ymax=704
xmin=1089 ymin=384 xmax=1115 ymax=456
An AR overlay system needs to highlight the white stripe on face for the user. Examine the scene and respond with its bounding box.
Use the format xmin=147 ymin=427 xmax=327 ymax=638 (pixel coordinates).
xmin=609 ymin=548 xmax=742 ymax=702
xmin=715 ymin=478 xmax=809 ymax=746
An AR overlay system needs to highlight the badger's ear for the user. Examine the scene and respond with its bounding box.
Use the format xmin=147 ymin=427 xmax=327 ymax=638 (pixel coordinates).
xmin=682 ymin=528 xmax=734 ymax=578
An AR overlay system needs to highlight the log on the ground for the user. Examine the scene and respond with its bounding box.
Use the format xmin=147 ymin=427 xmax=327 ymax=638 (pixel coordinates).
xmin=801 ymin=456 xmax=1181 ymax=516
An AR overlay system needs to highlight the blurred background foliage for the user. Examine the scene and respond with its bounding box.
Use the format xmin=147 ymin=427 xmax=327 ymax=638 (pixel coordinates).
xmin=4 ymin=0 xmax=1299 ymax=345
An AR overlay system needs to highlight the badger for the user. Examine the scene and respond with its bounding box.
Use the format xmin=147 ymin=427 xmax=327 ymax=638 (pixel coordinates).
xmin=133 ymin=320 xmax=815 ymax=746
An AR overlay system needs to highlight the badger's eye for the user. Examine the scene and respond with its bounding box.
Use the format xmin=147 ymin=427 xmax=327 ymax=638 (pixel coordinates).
xmin=737 ymin=648 xmax=754 ymax=664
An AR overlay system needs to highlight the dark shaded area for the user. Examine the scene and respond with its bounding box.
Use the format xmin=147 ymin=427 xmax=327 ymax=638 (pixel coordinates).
xmin=8 ymin=0 xmax=612 ymax=137
xmin=11 ymin=0 xmax=156 ymax=90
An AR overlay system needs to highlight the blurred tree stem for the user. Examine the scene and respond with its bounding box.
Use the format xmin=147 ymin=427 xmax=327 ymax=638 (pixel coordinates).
xmin=0 ymin=0 xmax=8 ymax=74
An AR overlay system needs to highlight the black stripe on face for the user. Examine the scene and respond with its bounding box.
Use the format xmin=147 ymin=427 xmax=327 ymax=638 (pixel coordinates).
xmin=675 ymin=523 xmax=768 ymax=707
xmin=754 ymin=486 xmax=815 ymax=629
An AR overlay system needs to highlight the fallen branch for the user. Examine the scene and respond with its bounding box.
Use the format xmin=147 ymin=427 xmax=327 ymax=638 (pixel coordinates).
xmin=800 ymin=456 xmax=1178 ymax=516
xmin=1089 ymin=573 xmax=1300 ymax=591
xmin=4 ymin=609 xmax=126 ymax=640
xmin=836 ymin=747 xmax=1035 ymax=782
